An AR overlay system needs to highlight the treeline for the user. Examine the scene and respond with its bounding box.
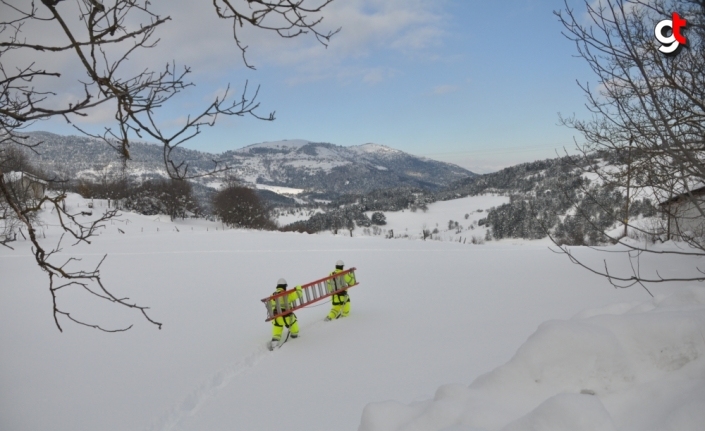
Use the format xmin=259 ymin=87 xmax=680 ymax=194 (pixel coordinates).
xmin=73 ymin=176 xmax=277 ymax=229
xmin=278 ymin=186 xmax=421 ymax=234
xmin=550 ymin=185 xmax=656 ymax=245
xmin=75 ymin=177 xmax=200 ymax=221
xmin=279 ymin=157 xmax=587 ymax=236
xmin=281 ymin=206 xmax=386 ymax=235
xmin=478 ymin=161 xmax=589 ymax=241
xmin=2 ymin=149 xmax=281 ymax=231
xmin=280 ymin=152 xmax=658 ymax=244
xmin=463 ymin=155 xmax=657 ymax=245
xmin=439 ymin=155 xmax=588 ymax=198
xmin=332 ymin=186 xmax=434 ymax=212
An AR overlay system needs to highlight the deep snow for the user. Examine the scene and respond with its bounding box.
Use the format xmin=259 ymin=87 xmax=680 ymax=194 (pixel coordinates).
xmin=1 ymin=194 xmax=703 ymax=431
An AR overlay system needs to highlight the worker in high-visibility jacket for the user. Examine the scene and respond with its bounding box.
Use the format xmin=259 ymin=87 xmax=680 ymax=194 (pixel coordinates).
xmin=269 ymin=278 xmax=302 ymax=348
xmin=324 ymin=260 xmax=355 ymax=321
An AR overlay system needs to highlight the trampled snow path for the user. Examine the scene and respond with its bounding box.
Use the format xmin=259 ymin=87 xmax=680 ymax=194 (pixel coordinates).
xmin=147 ymin=345 xmax=269 ymax=431
xmin=147 ymin=318 xmax=329 ymax=431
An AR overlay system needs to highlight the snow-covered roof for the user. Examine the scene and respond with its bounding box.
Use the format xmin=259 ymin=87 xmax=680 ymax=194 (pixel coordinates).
xmin=658 ymin=184 xmax=705 ymax=206
xmin=3 ymin=171 xmax=47 ymax=185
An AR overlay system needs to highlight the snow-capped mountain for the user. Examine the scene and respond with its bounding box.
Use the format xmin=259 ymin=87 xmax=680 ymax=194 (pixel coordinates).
xmin=221 ymin=140 xmax=473 ymax=193
xmin=20 ymin=132 xmax=474 ymax=195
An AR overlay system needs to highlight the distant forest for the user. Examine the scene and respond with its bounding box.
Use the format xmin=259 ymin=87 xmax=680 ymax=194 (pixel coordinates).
xmin=281 ymin=152 xmax=657 ymax=245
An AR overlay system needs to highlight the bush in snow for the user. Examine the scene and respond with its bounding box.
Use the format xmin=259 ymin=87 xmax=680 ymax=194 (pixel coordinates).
xmin=212 ymin=185 xmax=275 ymax=230
xmin=123 ymin=178 xmax=200 ymax=221
xmin=371 ymin=212 xmax=386 ymax=225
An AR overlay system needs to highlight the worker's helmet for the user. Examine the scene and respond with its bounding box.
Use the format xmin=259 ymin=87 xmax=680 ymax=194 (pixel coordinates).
xmin=336 ymin=260 xmax=344 ymax=269
xmin=277 ymin=278 xmax=287 ymax=287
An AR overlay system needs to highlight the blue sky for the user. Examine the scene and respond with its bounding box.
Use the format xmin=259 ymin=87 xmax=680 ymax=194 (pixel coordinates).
xmin=29 ymin=0 xmax=597 ymax=173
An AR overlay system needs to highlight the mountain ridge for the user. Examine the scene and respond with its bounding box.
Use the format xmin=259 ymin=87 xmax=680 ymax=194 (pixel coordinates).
xmin=19 ymin=132 xmax=476 ymax=196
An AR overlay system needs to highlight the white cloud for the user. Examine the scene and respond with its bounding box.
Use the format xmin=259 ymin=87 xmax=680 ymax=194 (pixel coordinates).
xmin=362 ymin=69 xmax=386 ymax=84
xmin=1 ymin=0 xmax=450 ymax=132
xmin=4 ymin=0 xmax=448 ymax=80
xmin=431 ymin=85 xmax=459 ymax=95
xmin=581 ymin=0 xmax=650 ymax=25
xmin=326 ymin=66 xmax=397 ymax=85
xmin=187 ymin=0 xmax=448 ymax=83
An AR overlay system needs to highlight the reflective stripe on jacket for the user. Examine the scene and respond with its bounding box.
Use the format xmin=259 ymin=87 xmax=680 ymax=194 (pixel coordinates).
xmin=326 ymin=269 xmax=355 ymax=293
xmin=270 ymin=285 xmax=303 ymax=315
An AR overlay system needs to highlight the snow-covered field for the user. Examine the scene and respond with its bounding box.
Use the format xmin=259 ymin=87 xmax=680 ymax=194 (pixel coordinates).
xmin=1 ymin=194 xmax=704 ymax=431
xmin=274 ymin=194 xmax=509 ymax=240
xmin=370 ymin=194 xmax=508 ymax=242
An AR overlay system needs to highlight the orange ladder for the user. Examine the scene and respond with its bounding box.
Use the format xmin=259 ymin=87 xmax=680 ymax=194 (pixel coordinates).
xmin=261 ymin=268 xmax=358 ymax=321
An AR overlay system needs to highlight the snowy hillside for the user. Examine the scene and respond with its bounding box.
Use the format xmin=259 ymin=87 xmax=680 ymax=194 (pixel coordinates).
xmin=221 ymin=139 xmax=473 ymax=194
xmin=367 ymin=194 xmax=508 ymax=242
xmin=272 ymin=194 xmax=509 ymax=241
xmin=20 ymin=132 xmax=474 ymax=196
xmin=1 ymin=194 xmax=704 ymax=431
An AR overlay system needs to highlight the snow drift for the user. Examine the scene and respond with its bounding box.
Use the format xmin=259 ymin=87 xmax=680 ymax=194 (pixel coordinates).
xmin=359 ymin=286 xmax=705 ymax=431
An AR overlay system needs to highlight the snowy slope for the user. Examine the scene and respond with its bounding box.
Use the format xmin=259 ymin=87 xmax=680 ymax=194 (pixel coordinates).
xmin=368 ymin=194 xmax=509 ymax=242
xmin=220 ymin=139 xmax=473 ymax=193
xmin=1 ymin=194 xmax=703 ymax=431
xmin=20 ymin=132 xmax=475 ymax=196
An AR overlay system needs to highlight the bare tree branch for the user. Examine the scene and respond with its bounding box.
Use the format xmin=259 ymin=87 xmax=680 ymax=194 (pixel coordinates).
xmin=0 ymin=0 xmax=336 ymax=331
xmin=553 ymin=0 xmax=705 ymax=288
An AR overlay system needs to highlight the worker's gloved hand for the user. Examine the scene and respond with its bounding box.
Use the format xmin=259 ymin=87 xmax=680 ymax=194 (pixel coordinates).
xmin=324 ymin=316 xmax=331 ymax=322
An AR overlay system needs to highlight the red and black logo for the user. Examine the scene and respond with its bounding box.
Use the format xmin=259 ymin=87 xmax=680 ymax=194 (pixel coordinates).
xmin=655 ymin=12 xmax=687 ymax=55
